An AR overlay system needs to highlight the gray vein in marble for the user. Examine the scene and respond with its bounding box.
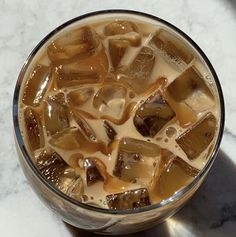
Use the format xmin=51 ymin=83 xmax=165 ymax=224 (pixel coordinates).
xmin=224 ymin=127 xmax=236 ymax=140
xmin=210 ymin=202 xmax=236 ymax=228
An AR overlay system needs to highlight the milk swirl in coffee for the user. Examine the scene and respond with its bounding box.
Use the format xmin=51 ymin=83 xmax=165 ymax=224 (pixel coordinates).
xmin=19 ymin=18 xmax=220 ymax=210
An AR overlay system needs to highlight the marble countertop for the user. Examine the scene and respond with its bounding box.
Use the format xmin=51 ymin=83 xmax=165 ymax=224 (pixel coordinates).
xmin=0 ymin=0 xmax=236 ymax=236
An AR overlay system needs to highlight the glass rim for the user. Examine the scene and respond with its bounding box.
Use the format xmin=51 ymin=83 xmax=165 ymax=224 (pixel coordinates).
xmin=13 ymin=9 xmax=225 ymax=215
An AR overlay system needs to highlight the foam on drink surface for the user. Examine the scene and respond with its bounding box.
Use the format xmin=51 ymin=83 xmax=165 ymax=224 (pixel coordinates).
xmin=18 ymin=17 xmax=220 ymax=210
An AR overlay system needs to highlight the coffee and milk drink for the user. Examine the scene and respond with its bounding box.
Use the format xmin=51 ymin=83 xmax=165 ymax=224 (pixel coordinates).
xmin=19 ymin=17 xmax=220 ymax=210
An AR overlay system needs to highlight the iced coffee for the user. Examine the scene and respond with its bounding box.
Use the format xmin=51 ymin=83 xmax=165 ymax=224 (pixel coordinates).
xmin=19 ymin=18 xmax=220 ymax=210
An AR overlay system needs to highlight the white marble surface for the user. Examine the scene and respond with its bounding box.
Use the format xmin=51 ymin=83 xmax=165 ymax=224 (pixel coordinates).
xmin=0 ymin=0 xmax=236 ymax=236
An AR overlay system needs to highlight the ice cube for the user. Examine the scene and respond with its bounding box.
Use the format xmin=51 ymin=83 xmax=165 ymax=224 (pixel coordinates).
xmin=113 ymin=150 xmax=155 ymax=184
xmin=119 ymin=137 xmax=160 ymax=157
xmin=106 ymin=188 xmax=151 ymax=210
xmin=55 ymin=64 xmax=99 ymax=88
xmin=155 ymin=149 xmax=199 ymax=199
xmin=72 ymin=110 xmax=97 ymax=141
xmin=164 ymin=92 xmax=197 ymax=127
xmin=134 ymin=91 xmax=175 ymax=137
xmin=157 ymin=161 xmax=194 ymax=198
xmin=103 ymin=120 xmax=117 ymax=141
xmin=113 ymin=151 xmax=140 ymax=179
xmin=67 ymin=87 xmax=94 ymax=106
xmin=44 ymin=93 xmax=69 ymax=135
xmin=63 ymin=173 xmax=84 ymax=200
xmin=109 ymin=39 xmax=129 ymax=68
xmin=167 ymin=66 xmax=214 ymax=111
xmin=84 ymin=158 xmax=104 ymax=186
xmin=93 ymin=85 xmax=127 ymax=120
xmin=54 ymin=45 xmax=108 ymax=88
xmin=22 ymin=64 xmax=50 ymax=107
xmin=72 ymin=110 xmax=97 ymax=142
xmin=57 ymin=167 xmax=81 ymax=192
xmin=36 ymin=149 xmax=67 ymax=186
xmin=151 ymin=29 xmax=194 ymax=64
xmin=47 ymin=26 xmax=99 ymax=63
xmin=118 ymin=47 xmax=155 ymax=93
xmin=176 ymin=113 xmax=216 ymax=160
xmin=165 ymin=66 xmax=214 ymax=127
xmin=104 ymin=21 xmax=138 ymax=36
xmin=49 ymin=129 xmax=81 ymax=150
xmin=157 ymin=160 xmax=199 ymax=198
xmin=50 ymin=129 xmax=108 ymax=155
xmin=24 ymin=107 xmax=44 ymax=151
xmin=36 ymin=149 xmax=84 ymax=198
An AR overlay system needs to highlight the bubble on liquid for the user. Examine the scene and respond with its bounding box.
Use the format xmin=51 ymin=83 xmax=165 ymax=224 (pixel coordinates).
xmin=166 ymin=127 xmax=177 ymax=138
xmin=147 ymin=138 xmax=151 ymax=142
xmin=91 ymin=136 xmax=97 ymax=142
xmin=90 ymin=196 xmax=94 ymax=200
xmin=82 ymin=194 xmax=89 ymax=202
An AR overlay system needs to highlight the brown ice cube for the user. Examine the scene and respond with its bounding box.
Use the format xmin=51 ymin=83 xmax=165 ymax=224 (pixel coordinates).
xmin=119 ymin=137 xmax=160 ymax=157
xmin=149 ymin=149 xmax=199 ymax=200
xmin=155 ymin=150 xmax=199 ymax=199
xmin=55 ymin=167 xmax=80 ymax=193
xmin=93 ymin=85 xmax=127 ymax=120
xmin=84 ymin=158 xmax=104 ymax=186
xmin=44 ymin=93 xmax=69 ymax=135
xmin=54 ymin=46 xmax=108 ymax=88
xmin=151 ymin=29 xmax=194 ymax=64
xmin=50 ymin=128 xmax=108 ymax=155
xmin=62 ymin=172 xmax=84 ymax=200
xmin=49 ymin=129 xmax=81 ymax=150
xmin=22 ymin=65 xmax=50 ymax=107
xmin=24 ymin=107 xmax=44 ymax=151
xmin=106 ymin=188 xmax=150 ymax=210
xmin=164 ymin=92 xmax=197 ymax=127
xmin=167 ymin=66 xmax=214 ymax=111
xmin=134 ymin=91 xmax=175 ymax=137
xmin=176 ymin=113 xmax=216 ymax=160
xmin=67 ymin=87 xmax=94 ymax=106
xmin=47 ymin=26 xmax=99 ymax=63
xmin=113 ymin=150 xmax=155 ymax=184
xmin=165 ymin=67 xmax=214 ymax=127
xmin=104 ymin=21 xmax=138 ymax=36
xmin=119 ymin=47 xmax=155 ymax=93
xmin=114 ymin=137 xmax=158 ymax=183
xmin=72 ymin=110 xmax=97 ymax=142
xmin=56 ymin=63 xmax=99 ymax=88
xmin=113 ymin=151 xmax=140 ymax=180
xmin=103 ymin=120 xmax=117 ymax=141
xmin=37 ymin=149 xmax=83 ymax=198
xmin=129 ymin=46 xmax=155 ymax=85
xmin=109 ymin=39 xmax=129 ymax=68
xmin=36 ymin=149 xmax=67 ymax=186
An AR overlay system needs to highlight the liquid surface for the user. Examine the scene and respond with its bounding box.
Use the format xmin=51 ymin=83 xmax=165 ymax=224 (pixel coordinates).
xmin=19 ymin=17 xmax=220 ymax=210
